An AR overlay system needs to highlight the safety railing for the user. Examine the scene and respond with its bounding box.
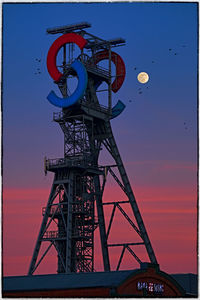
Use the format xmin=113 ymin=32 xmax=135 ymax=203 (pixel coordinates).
xmin=45 ymin=155 xmax=94 ymax=170
xmin=85 ymin=63 xmax=109 ymax=79
xmin=80 ymin=100 xmax=110 ymax=115
xmin=53 ymin=111 xmax=65 ymax=122
xmin=77 ymin=55 xmax=110 ymax=79
xmin=43 ymin=230 xmax=66 ymax=239
xmin=42 ymin=205 xmax=67 ymax=216
xmin=53 ymin=99 xmax=110 ymax=121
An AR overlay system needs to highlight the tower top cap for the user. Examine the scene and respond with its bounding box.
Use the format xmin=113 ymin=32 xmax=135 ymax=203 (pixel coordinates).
xmin=46 ymin=22 xmax=91 ymax=35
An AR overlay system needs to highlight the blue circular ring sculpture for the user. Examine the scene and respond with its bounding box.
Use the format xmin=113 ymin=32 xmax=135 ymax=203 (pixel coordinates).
xmin=47 ymin=60 xmax=88 ymax=108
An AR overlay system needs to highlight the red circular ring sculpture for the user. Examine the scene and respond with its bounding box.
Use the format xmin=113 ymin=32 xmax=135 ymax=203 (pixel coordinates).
xmin=47 ymin=33 xmax=87 ymax=82
xmin=91 ymin=50 xmax=126 ymax=93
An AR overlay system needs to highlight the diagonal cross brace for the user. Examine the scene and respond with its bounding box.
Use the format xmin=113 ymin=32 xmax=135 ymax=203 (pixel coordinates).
xmin=106 ymin=204 xmax=117 ymax=239
xmin=31 ymin=242 xmax=53 ymax=274
xmin=105 ymin=202 xmax=141 ymax=240
xmin=126 ymin=245 xmax=142 ymax=264
xmin=116 ymin=203 xmax=142 ymax=237
xmin=108 ymin=167 xmax=127 ymax=196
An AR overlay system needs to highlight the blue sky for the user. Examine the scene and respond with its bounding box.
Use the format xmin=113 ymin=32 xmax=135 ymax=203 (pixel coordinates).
xmin=3 ymin=2 xmax=197 ymax=186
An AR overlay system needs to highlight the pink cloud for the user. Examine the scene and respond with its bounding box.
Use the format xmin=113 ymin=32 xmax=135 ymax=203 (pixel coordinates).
xmin=3 ymin=183 xmax=197 ymax=276
xmin=125 ymin=160 xmax=196 ymax=171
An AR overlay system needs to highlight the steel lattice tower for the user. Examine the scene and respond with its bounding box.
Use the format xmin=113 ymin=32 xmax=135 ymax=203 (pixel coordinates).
xmin=28 ymin=23 xmax=157 ymax=275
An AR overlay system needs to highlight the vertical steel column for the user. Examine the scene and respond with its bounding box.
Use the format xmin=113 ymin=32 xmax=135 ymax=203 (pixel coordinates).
xmin=28 ymin=178 xmax=57 ymax=275
xmin=94 ymin=175 xmax=110 ymax=271
xmin=86 ymin=118 xmax=110 ymax=272
xmin=108 ymin=44 xmax=112 ymax=114
xmin=65 ymin=174 xmax=73 ymax=272
xmin=63 ymin=44 xmax=67 ymax=98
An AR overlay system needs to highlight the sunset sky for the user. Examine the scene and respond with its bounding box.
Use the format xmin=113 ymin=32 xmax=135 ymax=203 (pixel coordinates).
xmin=3 ymin=2 xmax=197 ymax=276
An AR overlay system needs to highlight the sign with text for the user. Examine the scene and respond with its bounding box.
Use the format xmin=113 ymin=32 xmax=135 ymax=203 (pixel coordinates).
xmin=137 ymin=281 xmax=164 ymax=293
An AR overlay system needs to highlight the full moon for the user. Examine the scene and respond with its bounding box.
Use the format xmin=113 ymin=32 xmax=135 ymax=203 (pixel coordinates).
xmin=137 ymin=72 xmax=149 ymax=83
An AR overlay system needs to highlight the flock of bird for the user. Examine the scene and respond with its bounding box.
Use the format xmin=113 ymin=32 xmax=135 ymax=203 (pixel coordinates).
xmin=183 ymin=122 xmax=188 ymax=131
xmin=34 ymin=58 xmax=42 ymax=75
xmin=128 ymin=44 xmax=189 ymax=131
xmin=129 ymin=44 xmax=188 ymax=98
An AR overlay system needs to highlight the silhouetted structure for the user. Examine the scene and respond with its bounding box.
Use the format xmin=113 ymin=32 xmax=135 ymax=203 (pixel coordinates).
xmin=28 ymin=22 xmax=157 ymax=275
